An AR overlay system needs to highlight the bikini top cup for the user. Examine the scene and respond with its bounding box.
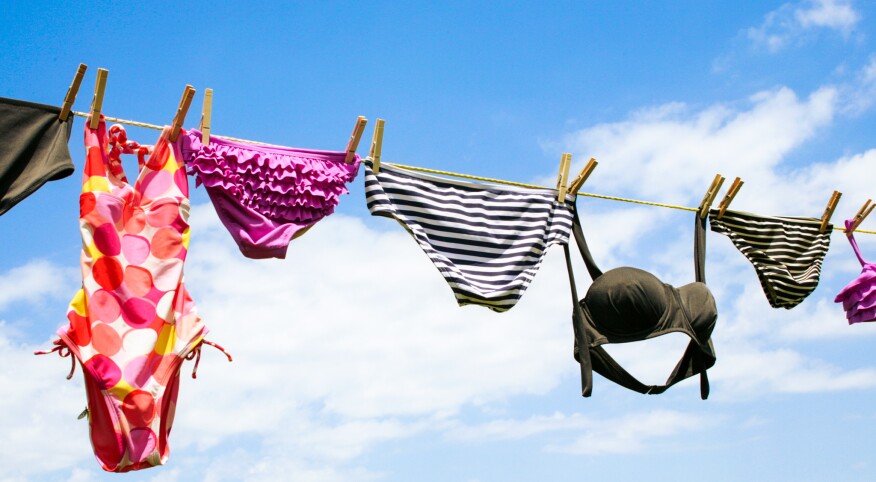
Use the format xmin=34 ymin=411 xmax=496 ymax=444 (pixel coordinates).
xmin=565 ymin=203 xmax=718 ymax=399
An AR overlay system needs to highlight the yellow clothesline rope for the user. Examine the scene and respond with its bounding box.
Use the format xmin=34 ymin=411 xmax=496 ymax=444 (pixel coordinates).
xmin=70 ymin=110 xmax=270 ymax=145
xmin=385 ymin=162 xmax=876 ymax=235
xmin=69 ymin=111 xmax=876 ymax=236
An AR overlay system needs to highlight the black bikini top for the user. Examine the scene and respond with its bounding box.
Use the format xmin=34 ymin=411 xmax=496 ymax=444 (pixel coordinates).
xmin=564 ymin=203 xmax=718 ymax=399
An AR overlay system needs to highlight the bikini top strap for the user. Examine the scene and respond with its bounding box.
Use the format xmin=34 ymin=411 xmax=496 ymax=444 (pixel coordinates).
xmin=564 ymin=243 xmax=594 ymax=397
xmin=107 ymin=125 xmax=151 ymax=180
xmin=570 ymin=202 xmax=604 ymax=281
xmin=588 ymin=337 xmax=712 ymax=399
xmin=694 ymin=212 xmax=707 ymax=284
xmin=845 ymin=218 xmax=868 ymax=266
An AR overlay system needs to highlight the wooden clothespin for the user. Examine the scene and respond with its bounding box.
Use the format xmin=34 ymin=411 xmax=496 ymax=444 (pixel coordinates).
xmin=819 ymin=190 xmax=842 ymax=233
xmin=59 ymin=63 xmax=87 ymax=121
xmin=567 ymin=157 xmax=598 ymax=195
xmin=847 ymin=199 xmax=874 ymax=235
xmin=716 ymin=177 xmax=744 ymax=220
xmin=200 ymin=88 xmax=213 ymax=146
xmin=89 ymin=68 xmax=108 ymax=129
xmin=697 ymin=174 xmax=726 ymax=219
xmin=556 ymin=153 xmax=572 ymax=202
xmin=369 ymin=118 xmax=385 ymax=174
xmin=170 ymin=85 xmax=196 ymax=142
xmin=344 ymin=116 xmax=368 ymax=164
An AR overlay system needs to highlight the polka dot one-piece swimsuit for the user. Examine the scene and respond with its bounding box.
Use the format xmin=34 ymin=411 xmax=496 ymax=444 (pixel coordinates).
xmin=57 ymin=117 xmax=208 ymax=472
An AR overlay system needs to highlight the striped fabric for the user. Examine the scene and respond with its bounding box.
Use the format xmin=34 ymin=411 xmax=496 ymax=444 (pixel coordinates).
xmin=364 ymin=160 xmax=574 ymax=312
xmin=709 ymin=209 xmax=832 ymax=309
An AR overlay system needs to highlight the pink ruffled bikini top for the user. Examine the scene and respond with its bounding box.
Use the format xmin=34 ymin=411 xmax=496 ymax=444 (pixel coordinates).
xmin=834 ymin=218 xmax=876 ymax=324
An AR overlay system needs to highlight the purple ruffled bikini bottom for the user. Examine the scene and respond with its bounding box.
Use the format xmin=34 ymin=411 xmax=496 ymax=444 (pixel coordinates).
xmin=179 ymin=130 xmax=360 ymax=259
xmin=835 ymin=218 xmax=876 ymax=324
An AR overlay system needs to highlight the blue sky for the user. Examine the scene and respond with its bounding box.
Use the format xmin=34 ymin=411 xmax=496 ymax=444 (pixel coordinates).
xmin=2 ymin=1 xmax=876 ymax=480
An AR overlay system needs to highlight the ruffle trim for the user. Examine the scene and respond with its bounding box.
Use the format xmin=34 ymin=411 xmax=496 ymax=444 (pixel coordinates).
xmin=182 ymin=133 xmax=360 ymax=224
xmin=835 ymin=266 xmax=876 ymax=324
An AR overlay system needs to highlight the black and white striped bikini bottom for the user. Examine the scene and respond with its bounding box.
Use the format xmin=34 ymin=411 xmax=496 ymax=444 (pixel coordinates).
xmin=364 ymin=160 xmax=574 ymax=312
xmin=709 ymin=209 xmax=832 ymax=309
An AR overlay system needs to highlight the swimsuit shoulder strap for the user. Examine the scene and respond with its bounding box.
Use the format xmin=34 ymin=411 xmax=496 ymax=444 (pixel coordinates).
xmin=570 ymin=202 xmax=604 ymax=281
xmin=588 ymin=338 xmax=713 ymax=399
xmin=695 ymin=213 xmax=707 ymax=284
xmin=563 ymin=242 xmax=593 ymax=396
xmin=845 ymin=218 xmax=869 ymax=266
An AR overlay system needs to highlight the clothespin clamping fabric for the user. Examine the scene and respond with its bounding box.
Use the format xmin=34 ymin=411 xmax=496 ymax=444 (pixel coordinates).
xmin=344 ymin=116 xmax=368 ymax=164
xmin=715 ymin=177 xmax=743 ymax=220
xmin=200 ymin=88 xmax=213 ymax=146
xmin=698 ymin=174 xmax=726 ymax=219
xmin=59 ymin=63 xmax=87 ymax=122
xmin=820 ymin=190 xmax=842 ymax=233
xmin=847 ymin=199 xmax=874 ymax=235
xmin=556 ymin=153 xmax=572 ymax=203
xmin=369 ymin=118 xmax=385 ymax=174
xmin=89 ymin=68 xmax=108 ymax=129
xmin=170 ymin=85 xmax=196 ymax=142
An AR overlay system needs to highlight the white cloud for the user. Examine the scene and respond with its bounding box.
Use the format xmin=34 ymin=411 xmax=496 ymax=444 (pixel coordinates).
xmin=444 ymin=409 xmax=715 ymax=455
xmin=445 ymin=412 xmax=590 ymax=442
xmin=795 ymin=0 xmax=860 ymax=33
xmin=0 ymin=327 xmax=96 ymax=479
xmin=747 ymin=0 xmax=860 ymax=53
xmin=551 ymin=86 xmax=837 ymax=208
xmin=545 ymin=410 xmax=714 ymax=455
xmin=0 ymin=259 xmax=75 ymax=312
xmin=712 ymin=345 xmax=876 ymax=395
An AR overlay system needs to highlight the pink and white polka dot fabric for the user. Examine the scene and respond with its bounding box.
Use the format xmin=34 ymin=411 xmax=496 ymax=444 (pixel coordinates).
xmin=56 ymin=117 xmax=209 ymax=472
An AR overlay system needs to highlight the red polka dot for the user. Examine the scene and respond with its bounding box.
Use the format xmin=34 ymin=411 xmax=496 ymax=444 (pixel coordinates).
xmin=122 ymin=298 xmax=157 ymax=329
xmin=84 ymin=147 xmax=107 ymax=177
xmin=84 ymin=355 xmax=121 ymax=390
xmin=90 ymin=289 xmax=121 ymax=323
xmin=124 ymin=266 xmax=154 ymax=297
xmin=80 ymin=192 xmax=97 ymax=217
xmin=67 ymin=310 xmax=91 ymax=346
xmin=150 ymin=228 xmax=182 ymax=259
xmin=93 ymin=223 xmax=121 ymax=256
xmin=122 ymin=390 xmax=156 ymax=427
xmin=93 ymin=257 xmax=124 ymax=291
xmin=124 ymin=206 xmax=146 ymax=234
xmin=91 ymin=323 xmax=122 ymax=357
xmin=146 ymin=200 xmax=181 ymax=228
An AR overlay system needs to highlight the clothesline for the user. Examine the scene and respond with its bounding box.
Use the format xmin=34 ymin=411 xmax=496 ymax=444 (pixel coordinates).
xmin=71 ymin=110 xmax=270 ymax=145
xmin=70 ymin=110 xmax=876 ymax=235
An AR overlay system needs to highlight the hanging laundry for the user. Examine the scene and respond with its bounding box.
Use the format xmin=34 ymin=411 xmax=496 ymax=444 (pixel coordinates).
xmin=180 ymin=130 xmax=361 ymax=259
xmin=835 ymin=218 xmax=876 ymax=324
xmin=0 ymin=97 xmax=75 ymax=216
xmin=565 ymin=203 xmax=717 ymax=399
xmin=709 ymin=209 xmax=831 ymax=309
xmin=364 ymin=160 xmax=574 ymax=312
xmin=43 ymin=118 xmax=225 ymax=473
